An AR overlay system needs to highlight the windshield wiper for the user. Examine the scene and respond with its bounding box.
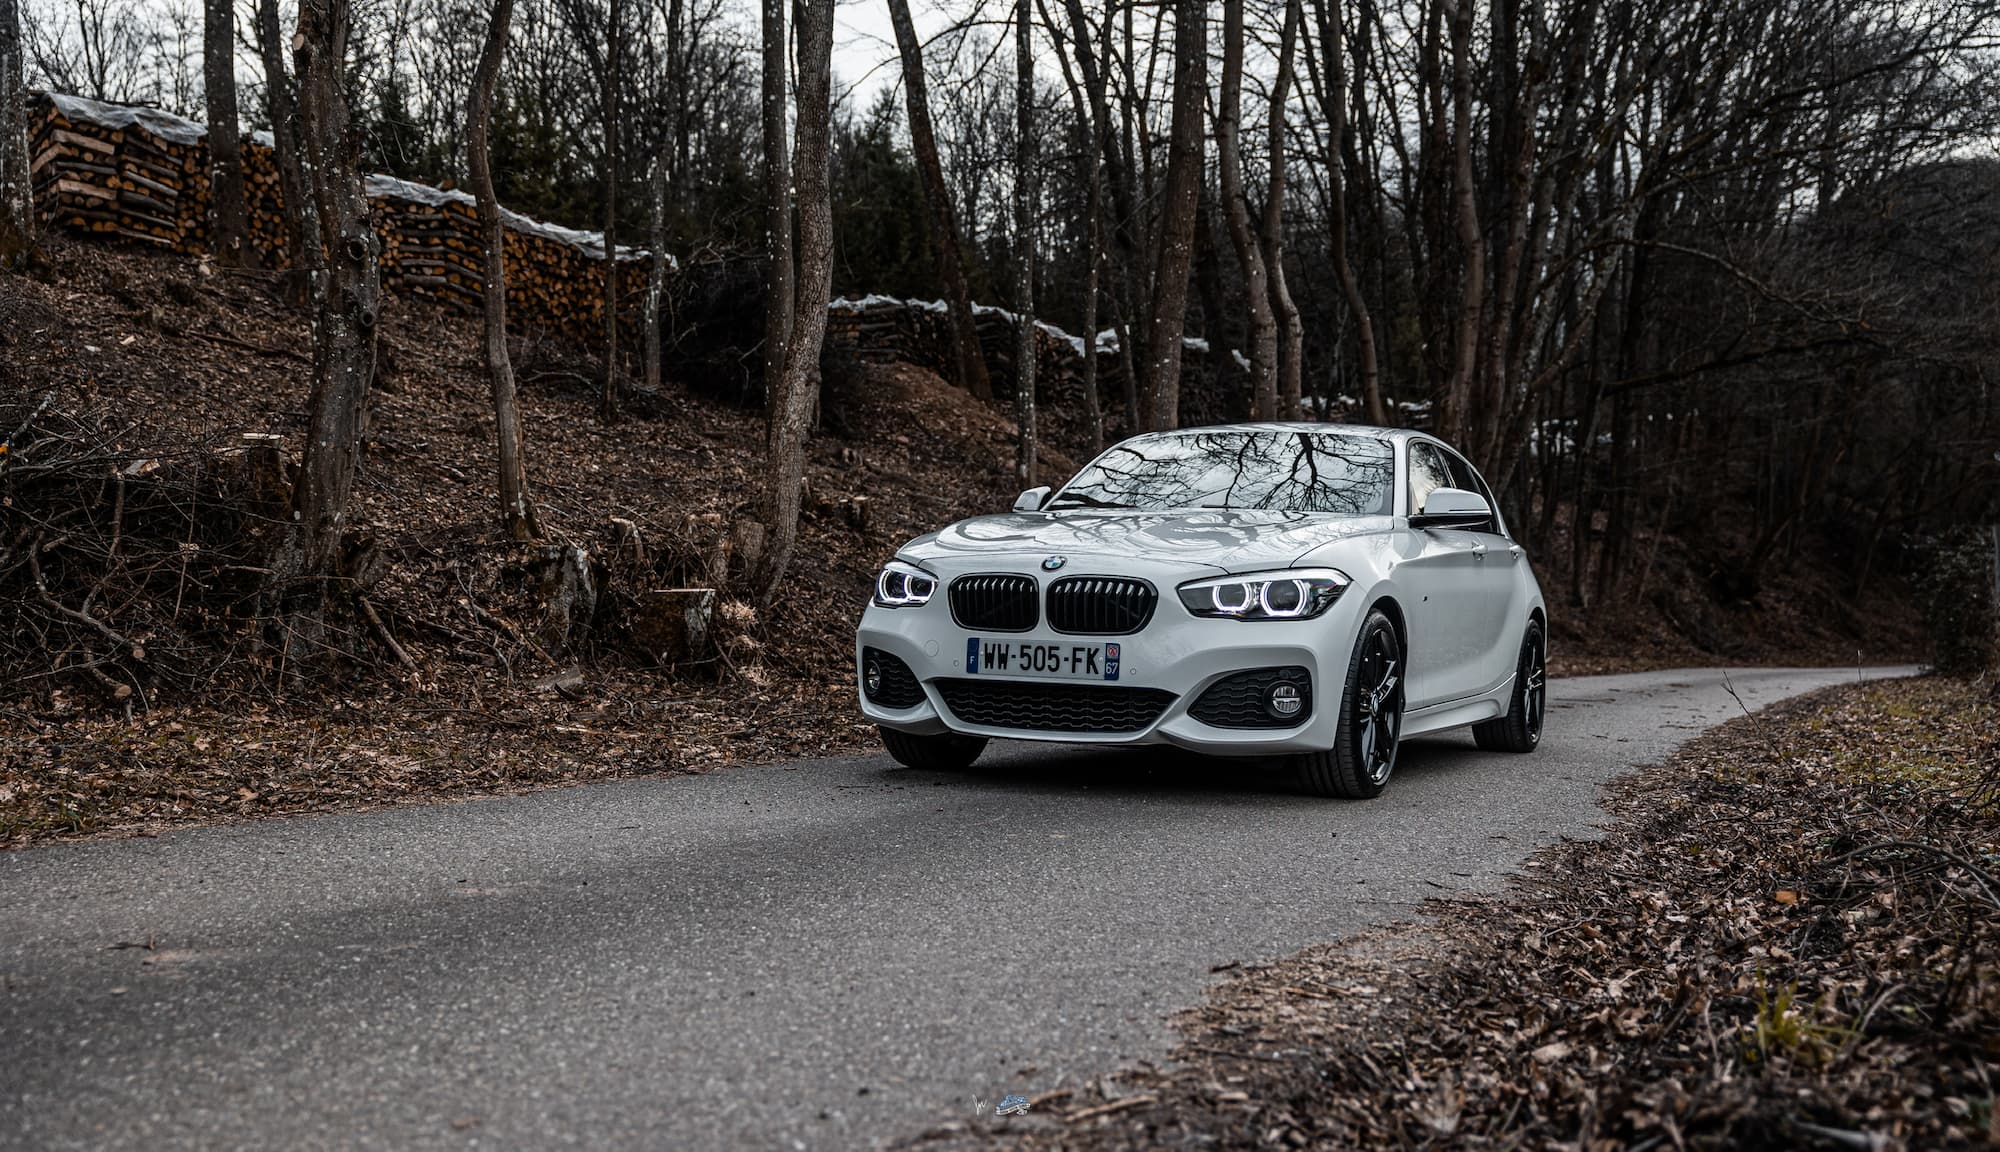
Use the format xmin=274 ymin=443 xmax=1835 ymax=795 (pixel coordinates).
xmin=1046 ymin=493 xmax=1135 ymax=509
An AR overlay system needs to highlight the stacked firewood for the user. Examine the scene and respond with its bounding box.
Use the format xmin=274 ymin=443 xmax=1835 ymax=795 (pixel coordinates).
xmin=26 ymin=91 xmax=650 ymax=346
xmin=28 ymin=92 xmax=209 ymax=250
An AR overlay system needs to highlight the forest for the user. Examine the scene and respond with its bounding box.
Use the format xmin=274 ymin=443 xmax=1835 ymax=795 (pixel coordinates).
xmin=0 ymin=0 xmax=1997 ymax=734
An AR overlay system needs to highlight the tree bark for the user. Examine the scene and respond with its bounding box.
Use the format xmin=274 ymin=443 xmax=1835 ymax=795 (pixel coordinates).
xmin=467 ymin=0 xmax=540 ymax=542
xmin=644 ymin=151 xmax=667 ymax=392
xmin=279 ymin=0 xmax=379 ymax=592
xmin=1261 ymin=0 xmax=1303 ymax=422
xmin=202 ymin=0 xmax=251 ymax=266
xmin=597 ymin=0 xmax=622 ymax=423
xmin=253 ymin=0 xmax=313 ymax=280
xmin=1216 ymin=0 xmax=1276 ymax=422
xmin=1442 ymin=0 xmax=1484 ymax=446
xmin=759 ymin=0 xmax=793 ymax=410
xmin=1145 ymin=0 xmax=1206 ymax=431
xmin=755 ymin=0 xmax=834 ymax=606
xmin=887 ymin=0 xmax=992 ymax=402
xmin=1310 ymin=0 xmax=1383 ymax=425
xmin=1012 ymin=0 xmax=1037 ymax=484
xmin=0 ymin=0 xmax=31 ymax=252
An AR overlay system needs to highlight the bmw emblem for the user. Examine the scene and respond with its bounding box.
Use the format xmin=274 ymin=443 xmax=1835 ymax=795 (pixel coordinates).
xmin=1042 ymin=555 xmax=1067 ymax=571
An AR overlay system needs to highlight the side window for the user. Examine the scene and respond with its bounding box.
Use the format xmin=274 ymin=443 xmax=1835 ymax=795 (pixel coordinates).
xmin=1407 ymin=443 xmax=1452 ymax=516
xmin=1441 ymin=451 xmax=1502 ymax=536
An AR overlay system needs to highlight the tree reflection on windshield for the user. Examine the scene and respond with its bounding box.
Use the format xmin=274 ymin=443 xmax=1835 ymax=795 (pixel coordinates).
xmin=1048 ymin=430 xmax=1395 ymax=515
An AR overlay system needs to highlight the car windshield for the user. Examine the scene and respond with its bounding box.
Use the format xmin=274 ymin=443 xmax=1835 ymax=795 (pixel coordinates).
xmin=1048 ymin=429 xmax=1397 ymax=515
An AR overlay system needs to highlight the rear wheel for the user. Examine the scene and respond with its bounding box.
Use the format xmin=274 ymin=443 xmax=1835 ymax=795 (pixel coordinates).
xmin=878 ymin=726 xmax=988 ymax=771
xmin=1292 ymin=609 xmax=1404 ymax=799
xmin=1473 ymin=620 xmax=1545 ymax=753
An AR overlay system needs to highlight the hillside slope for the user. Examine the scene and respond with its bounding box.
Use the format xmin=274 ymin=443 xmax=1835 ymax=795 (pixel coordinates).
xmin=0 ymin=240 xmax=1919 ymax=845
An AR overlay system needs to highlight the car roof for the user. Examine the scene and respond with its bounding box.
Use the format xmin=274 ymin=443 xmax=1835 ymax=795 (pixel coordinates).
xmin=1125 ymin=422 xmax=1427 ymax=442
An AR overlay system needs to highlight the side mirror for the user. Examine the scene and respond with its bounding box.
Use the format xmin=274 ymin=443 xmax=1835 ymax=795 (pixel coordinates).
xmin=1013 ymin=485 xmax=1052 ymax=512
xmin=1410 ymin=487 xmax=1491 ymax=531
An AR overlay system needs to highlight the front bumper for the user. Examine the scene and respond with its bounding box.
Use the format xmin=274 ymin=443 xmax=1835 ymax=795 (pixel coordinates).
xmin=856 ymin=585 xmax=1364 ymax=756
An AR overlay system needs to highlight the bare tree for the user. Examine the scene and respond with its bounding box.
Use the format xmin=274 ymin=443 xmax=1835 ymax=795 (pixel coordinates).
xmin=1011 ymin=0 xmax=1035 ymax=483
xmin=598 ymin=0 xmax=623 ymax=422
xmin=275 ymin=0 xmax=379 ymax=609
xmin=1144 ymin=0 xmax=1205 ymax=431
xmin=759 ymin=0 xmax=791 ymax=417
xmin=1306 ymin=0 xmax=1383 ymax=424
xmin=253 ymin=0 xmax=313 ymax=282
xmin=1261 ymin=0 xmax=1303 ymax=420
xmin=887 ymin=0 xmax=992 ymax=402
xmin=0 ymin=0 xmax=31 ymax=252
xmin=467 ymin=0 xmax=540 ymax=541
xmin=754 ymin=0 xmax=834 ymax=605
xmin=200 ymin=0 xmax=249 ymax=265
xmin=1215 ymin=0 xmax=1275 ymax=420
xmin=643 ymin=151 xmax=667 ymax=392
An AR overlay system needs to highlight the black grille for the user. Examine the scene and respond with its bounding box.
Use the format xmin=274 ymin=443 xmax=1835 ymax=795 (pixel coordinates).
xmin=934 ymin=679 xmax=1175 ymax=733
xmin=949 ymin=574 xmax=1039 ymax=632
xmin=860 ymin=648 xmax=926 ymax=708
xmin=1188 ymin=667 xmax=1313 ymax=728
xmin=1046 ymin=576 xmax=1157 ymax=635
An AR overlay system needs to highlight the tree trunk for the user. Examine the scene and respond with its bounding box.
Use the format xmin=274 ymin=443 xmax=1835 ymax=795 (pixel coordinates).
xmin=0 ymin=0 xmax=31 ymax=252
xmin=467 ymin=0 xmax=540 ymax=542
xmin=755 ymin=0 xmax=835 ymax=606
xmin=759 ymin=0 xmax=793 ymax=408
xmin=1216 ymin=0 xmax=1276 ymax=421
xmin=253 ymin=0 xmax=313 ymax=280
xmin=1145 ymin=0 xmax=1206 ymax=431
xmin=1311 ymin=0 xmax=1383 ymax=425
xmin=278 ymin=0 xmax=379 ymax=593
xmin=1262 ymin=0 xmax=1303 ymax=421
xmin=644 ymin=151 xmax=667 ymax=392
xmin=887 ymin=0 xmax=992 ymax=402
xmin=202 ymin=0 xmax=251 ymax=267
xmin=598 ymin=0 xmax=622 ymax=423
xmin=1442 ymin=0 xmax=1484 ymax=446
xmin=1012 ymin=0 xmax=1037 ymax=484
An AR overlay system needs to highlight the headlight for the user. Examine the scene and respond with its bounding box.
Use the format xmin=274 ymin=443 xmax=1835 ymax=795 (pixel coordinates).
xmin=873 ymin=559 xmax=938 ymax=608
xmin=1177 ymin=568 xmax=1350 ymax=620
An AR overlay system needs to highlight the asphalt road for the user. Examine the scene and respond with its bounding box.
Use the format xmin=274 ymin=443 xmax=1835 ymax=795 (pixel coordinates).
xmin=0 ymin=666 xmax=1913 ymax=1150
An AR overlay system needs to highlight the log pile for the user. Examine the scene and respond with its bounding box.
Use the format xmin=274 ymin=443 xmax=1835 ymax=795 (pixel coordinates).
xmin=26 ymin=91 xmax=652 ymax=346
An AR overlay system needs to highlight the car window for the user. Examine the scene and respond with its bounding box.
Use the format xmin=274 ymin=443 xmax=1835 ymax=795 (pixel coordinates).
xmin=1049 ymin=430 xmax=1396 ymax=515
xmin=1440 ymin=450 xmax=1502 ymax=535
xmin=1407 ymin=442 xmax=1453 ymax=516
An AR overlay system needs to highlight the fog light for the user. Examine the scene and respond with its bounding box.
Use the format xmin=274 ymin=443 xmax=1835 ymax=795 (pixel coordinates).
xmin=1267 ymin=682 xmax=1303 ymax=719
xmin=864 ymin=657 xmax=883 ymax=697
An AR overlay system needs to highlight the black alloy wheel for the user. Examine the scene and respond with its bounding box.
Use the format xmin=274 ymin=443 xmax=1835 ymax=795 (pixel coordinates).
xmin=1292 ymin=609 xmax=1404 ymax=798
xmin=1474 ymin=620 xmax=1546 ymax=753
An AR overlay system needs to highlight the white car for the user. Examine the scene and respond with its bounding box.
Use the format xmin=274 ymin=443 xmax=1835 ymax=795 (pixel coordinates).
xmin=854 ymin=424 xmax=1548 ymax=797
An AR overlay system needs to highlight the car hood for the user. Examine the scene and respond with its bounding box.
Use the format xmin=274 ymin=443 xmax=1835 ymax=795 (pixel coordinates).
xmin=898 ymin=509 xmax=1391 ymax=574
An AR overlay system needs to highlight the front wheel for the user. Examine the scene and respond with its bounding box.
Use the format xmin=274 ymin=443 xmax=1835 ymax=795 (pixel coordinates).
xmin=878 ymin=726 xmax=988 ymax=771
xmin=1473 ymin=620 xmax=1546 ymax=753
xmin=1292 ymin=608 xmax=1404 ymax=799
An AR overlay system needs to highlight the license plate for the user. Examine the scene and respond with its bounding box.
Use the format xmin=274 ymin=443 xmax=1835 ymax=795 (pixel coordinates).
xmin=966 ymin=638 xmax=1120 ymax=681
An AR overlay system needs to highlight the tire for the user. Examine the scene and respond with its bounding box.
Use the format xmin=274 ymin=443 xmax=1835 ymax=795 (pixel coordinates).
xmin=1473 ymin=620 xmax=1546 ymax=753
xmin=878 ymin=726 xmax=988 ymax=771
xmin=1292 ymin=608 xmax=1405 ymax=799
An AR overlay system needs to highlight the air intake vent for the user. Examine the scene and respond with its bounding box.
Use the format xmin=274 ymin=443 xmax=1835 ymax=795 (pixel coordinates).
xmin=934 ymin=679 xmax=1175 ymax=733
xmin=1189 ymin=667 xmax=1313 ymax=728
xmin=949 ymin=573 xmax=1039 ymax=632
xmin=1046 ymin=576 xmax=1157 ymax=635
xmin=860 ymin=647 xmax=926 ymax=709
